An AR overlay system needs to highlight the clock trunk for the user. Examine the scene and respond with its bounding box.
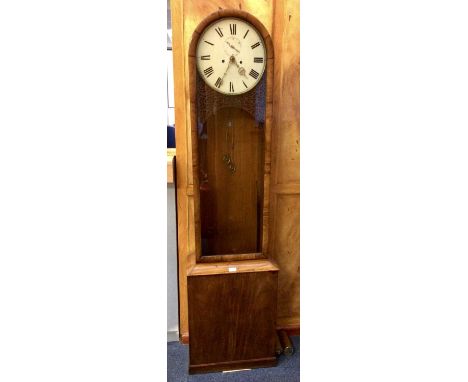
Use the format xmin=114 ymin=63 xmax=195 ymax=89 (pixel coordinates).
xmin=196 ymin=71 xmax=266 ymax=257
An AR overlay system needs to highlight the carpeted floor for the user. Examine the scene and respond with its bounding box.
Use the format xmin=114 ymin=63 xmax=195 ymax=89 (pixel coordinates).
xmin=167 ymin=336 xmax=300 ymax=382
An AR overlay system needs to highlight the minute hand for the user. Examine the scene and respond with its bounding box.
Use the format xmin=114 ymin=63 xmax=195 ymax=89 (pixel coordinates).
xmin=225 ymin=41 xmax=240 ymax=54
xmin=219 ymin=60 xmax=232 ymax=83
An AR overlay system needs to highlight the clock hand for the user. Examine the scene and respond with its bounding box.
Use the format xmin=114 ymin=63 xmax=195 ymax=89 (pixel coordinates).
xmin=231 ymin=56 xmax=247 ymax=77
xmin=219 ymin=58 xmax=233 ymax=84
xmin=224 ymin=41 xmax=240 ymax=54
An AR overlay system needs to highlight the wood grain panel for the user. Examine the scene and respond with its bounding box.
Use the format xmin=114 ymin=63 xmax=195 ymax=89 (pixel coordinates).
xmin=187 ymin=195 xmax=196 ymax=268
xmin=270 ymin=194 xmax=300 ymax=320
xmin=271 ymin=182 xmax=300 ymax=194
xmin=268 ymin=0 xmax=300 ymax=328
xmin=170 ymin=0 xmax=190 ymax=339
xmin=188 ymin=271 xmax=278 ymax=372
xmin=271 ymin=0 xmax=300 ymax=185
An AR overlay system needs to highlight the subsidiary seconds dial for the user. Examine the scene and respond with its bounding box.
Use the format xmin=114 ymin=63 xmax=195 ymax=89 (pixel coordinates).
xmin=196 ymin=17 xmax=267 ymax=95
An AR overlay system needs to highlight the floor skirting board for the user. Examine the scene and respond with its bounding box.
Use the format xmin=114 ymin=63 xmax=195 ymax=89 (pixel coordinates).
xmin=277 ymin=323 xmax=300 ymax=336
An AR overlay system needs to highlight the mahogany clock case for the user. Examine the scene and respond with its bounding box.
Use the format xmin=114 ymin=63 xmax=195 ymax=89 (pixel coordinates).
xmin=186 ymin=9 xmax=279 ymax=374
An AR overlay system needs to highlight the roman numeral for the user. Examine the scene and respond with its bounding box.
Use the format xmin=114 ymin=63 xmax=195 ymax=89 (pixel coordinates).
xmin=243 ymin=30 xmax=250 ymax=39
xmin=204 ymin=40 xmax=214 ymax=46
xmin=254 ymin=57 xmax=264 ymax=63
xmin=215 ymin=77 xmax=222 ymax=88
xmin=229 ymin=24 xmax=236 ymax=35
xmin=249 ymin=69 xmax=259 ymax=79
xmin=243 ymin=81 xmax=248 ymax=88
xmin=215 ymin=27 xmax=223 ymax=37
xmin=251 ymin=42 xmax=260 ymax=49
xmin=203 ymin=66 xmax=214 ymax=77
xmin=229 ymin=82 xmax=234 ymax=93
xmin=201 ymin=55 xmax=210 ymax=60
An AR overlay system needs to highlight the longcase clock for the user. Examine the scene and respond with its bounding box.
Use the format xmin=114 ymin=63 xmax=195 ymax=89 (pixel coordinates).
xmin=186 ymin=9 xmax=278 ymax=374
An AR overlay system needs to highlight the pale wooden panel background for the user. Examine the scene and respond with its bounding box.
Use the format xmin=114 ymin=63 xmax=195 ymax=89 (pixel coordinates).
xmin=171 ymin=0 xmax=299 ymax=341
xmin=270 ymin=0 xmax=300 ymax=331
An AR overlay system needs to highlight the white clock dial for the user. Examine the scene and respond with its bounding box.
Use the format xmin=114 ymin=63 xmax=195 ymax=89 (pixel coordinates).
xmin=196 ymin=17 xmax=267 ymax=95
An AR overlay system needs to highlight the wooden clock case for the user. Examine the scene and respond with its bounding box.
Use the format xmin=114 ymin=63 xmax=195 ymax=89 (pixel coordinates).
xmin=186 ymin=9 xmax=279 ymax=374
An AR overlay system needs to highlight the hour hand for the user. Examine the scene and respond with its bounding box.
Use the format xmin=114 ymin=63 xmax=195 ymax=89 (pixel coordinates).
xmin=231 ymin=57 xmax=247 ymax=77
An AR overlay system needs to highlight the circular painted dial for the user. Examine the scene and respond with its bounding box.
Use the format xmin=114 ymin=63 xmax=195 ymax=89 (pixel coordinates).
xmin=196 ymin=17 xmax=267 ymax=95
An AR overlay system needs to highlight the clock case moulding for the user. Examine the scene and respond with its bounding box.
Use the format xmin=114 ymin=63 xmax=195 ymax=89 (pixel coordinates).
xmin=186 ymin=9 xmax=279 ymax=375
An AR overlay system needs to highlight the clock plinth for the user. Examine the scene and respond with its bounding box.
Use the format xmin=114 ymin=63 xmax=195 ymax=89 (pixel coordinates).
xmin=187 ymin=260 xmax=278 ymax=374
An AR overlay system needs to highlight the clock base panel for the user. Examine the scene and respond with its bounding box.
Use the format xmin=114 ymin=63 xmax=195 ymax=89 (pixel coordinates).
xmin=187 ymin=269 xmax=278 ymax=374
